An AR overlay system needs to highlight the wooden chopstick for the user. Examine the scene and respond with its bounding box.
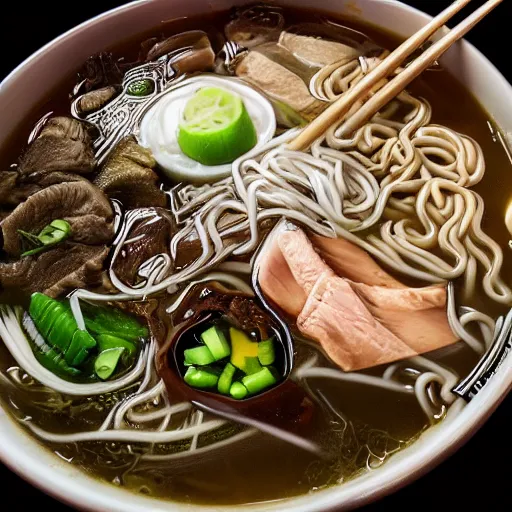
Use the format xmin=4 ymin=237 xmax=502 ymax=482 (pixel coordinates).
xmin=336 ymin=0 xmax=504 ymax=138
xmin=288 ymin=0 xmax=479 ymax=151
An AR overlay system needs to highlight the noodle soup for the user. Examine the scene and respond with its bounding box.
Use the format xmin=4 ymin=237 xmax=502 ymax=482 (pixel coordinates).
xmin=0 ymin=3 xmax=511 ymax=507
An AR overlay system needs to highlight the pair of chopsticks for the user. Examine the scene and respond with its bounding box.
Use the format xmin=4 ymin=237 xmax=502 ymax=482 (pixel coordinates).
xmin=289 ymin=0 xmax=504 ymax=151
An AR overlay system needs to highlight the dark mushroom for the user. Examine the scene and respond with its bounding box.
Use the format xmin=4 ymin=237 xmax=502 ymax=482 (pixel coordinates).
xmin=0 ymin=244 xmax=110 ymax=299
xmin=77 ymin=52 xmax=124 ymax=93
xmin=146 ymin=31 xmax=215 ymax=75
xmin=0 ymin=169 xmax=89 ymax=209
xmin=18 ymin=117 xmax=96 ymax=176
xmin=113 ymin=207 xmax=175 ymax=286
xmin=77 ymin=86 xmax=119 ymax=114
xmin=225 ymin=4 xmax=285 ymax=49
xmin=94 ymin=136 xmax=167 ymax=209
xmin=2 ymin=181 xmax=113 ymax=257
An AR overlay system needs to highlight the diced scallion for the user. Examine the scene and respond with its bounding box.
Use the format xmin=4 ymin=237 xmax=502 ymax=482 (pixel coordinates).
xmin=184 ymin=345 xmax=216 ymax=366
xmin=181 ymin=322 xmax=281 ymax=399
xmin=258 ymin=338 xmax=275 ymax=365
xmin=97 ymin=334 xmax=137 ymax=359
xmin=242 ymin=367 xmax=277 ymax=395
xmin=218 ymin=362 xmax=236 ymax=395
xmin=229 ymin=381 xmax=249 ymax=400
xmin=243 ymin=356 xmax=263 ymax=375
xmin=65 ymin=329 xmax=97 ymax=366
xmin=201 ymin=326 xmax=230 ymax=360
xmin=95 ymin=347 xmax=125 ymax=381
xmin=184 ymin=366 xmax=220 ymax=389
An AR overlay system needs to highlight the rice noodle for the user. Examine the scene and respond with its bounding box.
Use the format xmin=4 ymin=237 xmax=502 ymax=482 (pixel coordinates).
xmin=446 ymin=282 xmax=495 ymax=354
xmin=295 ymin=354 xmax=461 ymax=424
xmin=294 ymin=366 xmax=414 ymax=395
xmin=24 ymin=417 xmax=226 ymax=443
xmin=139 ymin=428 xmax=256 ymax=461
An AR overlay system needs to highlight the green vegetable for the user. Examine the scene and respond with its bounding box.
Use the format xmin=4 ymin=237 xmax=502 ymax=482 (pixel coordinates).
xmin=177 ymin=87 xmax=257 ymax=166
xmin=201 ymin=326 xmax=230 ymax=361
xmin=184 ymin=366 xmax=220 ymax=389
xmin=184 ymin=345 xmax=216 ymax=366
xmin=81 ymin=302 xmax=148 ymax=342
xmin=97 ymin=334 xmax=137 ymax=359
xmin=242 ymin=367 xmax=277 ymax=395
xmin=19 ymin=219 xmax=71 ymax=257
xmin=29 ymin=294 xmax=85 ymax=354
xmin=28 ymin=293 xmax=143 ymax=384
xmin=34 ymin=347 xmax=81 ymax=379
xmin=94 ymin=347 xmax=125 ymax=380
xmin=243 ymin=356 xmax=263 ymax=375
xmin=229 ymin=381 xmax=249 ymax=400
xmin=127 ymin=79 xmax=154 ymax=97
xmin=230 ymin=327 xmax=259 ymax=372
xmin=65 ymin=330 xmax=97 ymax=366
xmin=218 ymin=362 xmax=236 ymax=395
xmin=257 ymin=338 xmax=275 ymax=365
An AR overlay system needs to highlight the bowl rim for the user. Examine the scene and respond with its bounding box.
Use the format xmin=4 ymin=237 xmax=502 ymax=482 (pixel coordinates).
xmin=0 ymin=1 xmax=511 ymax=511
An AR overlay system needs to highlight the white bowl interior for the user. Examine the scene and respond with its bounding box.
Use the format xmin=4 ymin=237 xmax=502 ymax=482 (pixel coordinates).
xmin=0 ymin=1 xmax=511 ymax=511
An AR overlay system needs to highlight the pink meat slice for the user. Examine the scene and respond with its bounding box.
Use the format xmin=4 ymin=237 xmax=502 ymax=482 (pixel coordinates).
xmin=278 ymin=230 xmax=335 ymax=295
xmin=258 ymin=229 xmax=334 ymax=317
xmin=258 ymin=227 xmax=458 ymax=371
xmin=311 ymin=233 xmax=405 ymax=288
xmin=258 ymin=236 xmax=307 ymax=318
xmin=297 ymin=274 xmax=415 ymax=371
xmin=351 ymin=282 xmax=456 ymax=353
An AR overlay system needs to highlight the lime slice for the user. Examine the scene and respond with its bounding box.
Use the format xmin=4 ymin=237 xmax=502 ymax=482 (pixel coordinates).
xmin=177 ymin=87 xmax=257 ymax=166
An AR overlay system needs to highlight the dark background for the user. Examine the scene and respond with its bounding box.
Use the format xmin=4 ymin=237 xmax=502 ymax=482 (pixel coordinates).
xmin=0 ymin=0 xmax=510 ymax=510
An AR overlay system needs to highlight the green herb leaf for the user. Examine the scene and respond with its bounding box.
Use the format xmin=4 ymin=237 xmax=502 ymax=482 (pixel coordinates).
xmin=20 ymin=219 xmax=71 ymax=257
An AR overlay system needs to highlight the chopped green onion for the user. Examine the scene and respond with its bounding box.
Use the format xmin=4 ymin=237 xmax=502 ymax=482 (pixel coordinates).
xmin=258 ymin=338 xmax=275 ymax=365
xmin=81 ymin=302 xmax=148 ymax=342
xmin=17 ymin=229 xmax=42 ymax=246
xmin=201 ymin=326 xmax=231 ymax=360
xmin=184 ymin=345 xmax=216 ymax=366
xmin=242 ymin=367 xmax=277 ymax=395
xmin=65 ymin=329 xmax=97 ymax=366
xmin=49 ymin=219 xmax=70 ymax=232
xmin=218 ymin=362 xmax=236 ymax=395
xmin=19 ymin=219 xmax=71 ymax=257
xmin=94 ymin=347 xmax=125 ymax=380
xmin=229 ymin=381 xmax=249 ymax=400
xmin=243 ymin=356 xmax=263 ymax=375
xmin=34 ymin=347 xmax=81 ymax=379
xmin=97 ymin=334 xmax=137 ymax=359
xmin=184 ymin=366 xmax=220 ymax=389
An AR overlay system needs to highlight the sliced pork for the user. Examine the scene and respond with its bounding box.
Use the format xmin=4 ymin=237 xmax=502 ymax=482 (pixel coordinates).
xmin=258 ymin=227 xmax=458 ymax=371
xmin=278 ymin=32 xmax=361 ymax=67
xmin=297 ymin=274 xmax=415 ymax=371
xmin=235 ymin=51 xmax=327 ymax=121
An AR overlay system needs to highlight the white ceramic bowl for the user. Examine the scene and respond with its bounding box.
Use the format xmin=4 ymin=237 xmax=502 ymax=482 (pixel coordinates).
xmin=1 ymin=1 xmax=511 ymax=511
